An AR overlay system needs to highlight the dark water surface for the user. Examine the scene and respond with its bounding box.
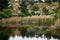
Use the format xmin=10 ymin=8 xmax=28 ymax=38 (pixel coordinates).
xmin=0 ymin=26 xmax=60 ymax=40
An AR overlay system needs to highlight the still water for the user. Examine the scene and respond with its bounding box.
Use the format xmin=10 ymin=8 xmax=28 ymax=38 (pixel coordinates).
xmin=9 ymin=34 xmax=58 ymax=40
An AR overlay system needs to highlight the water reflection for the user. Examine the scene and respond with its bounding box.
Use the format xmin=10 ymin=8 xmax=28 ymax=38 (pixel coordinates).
xmin=9 ymin=34 xmax=58 ymax=40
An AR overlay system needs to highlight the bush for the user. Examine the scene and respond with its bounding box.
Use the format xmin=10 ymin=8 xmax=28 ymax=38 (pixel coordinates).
xmin=3 ymin=9 xmax=12 ymax=16
xmin=0 ymin=9 xmax=12 ymax=19
xmin=18 ymin=13 xmax=25 ymax=17
xmin=31 ymin=6 xmax=39 ymax=11
xmin=0 ymin=12 xmax=5 ymax=19
xmin=42 ymin=7 xmax=49 ymax=15
xmin=36 ymin=13 xmax=40 ymax=16
xmin=31 ymin=11 xmax=35 ymax=16
xmin=53 ymin=9 xmax=60 ymax=19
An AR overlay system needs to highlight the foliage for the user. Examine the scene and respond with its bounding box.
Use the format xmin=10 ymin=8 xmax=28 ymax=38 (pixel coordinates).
xmin=0 ymin=0 xmax=9 ymax=11
xmin=18 ymin=12 xmax=32 ymax=17
xmin=53 ymin=9 xmax=60 ymax=19
xmin=31 ymin=6 xmax=39 ymax=11
xmin=0 ymin=9 xmax=12 ymax=19
xmin=0 ymin=12 xmax=5 ymax=19
xmin=42 ymin=7 xmax=49 ymax=15
xmin=36 ymin=13 xmax=40 ymax=16
xmin=19 ymin=0 xmax=31 ymax=16
xmin=45 ymin=0 xmax=51 ymax=4
xmin=31 ymin=11 xmax=35 ymax=16
xmin=18 ymin=13 xmax=25 ymax=17
xmin=29 ymin=0 xmax=35 ymax=5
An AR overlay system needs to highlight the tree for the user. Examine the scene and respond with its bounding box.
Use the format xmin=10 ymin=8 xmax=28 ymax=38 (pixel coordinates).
xmin=19 ymin=0 xmax=31 ymax=16
xmin=0 ymin=0 xmax=9 ymax=11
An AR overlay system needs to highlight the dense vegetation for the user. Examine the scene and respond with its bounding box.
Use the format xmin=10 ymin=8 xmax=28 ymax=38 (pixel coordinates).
xmin=19 ymin=0 xmax=31 ymax=16
xmin=0 ymin=0 xmax=9 ymax=11
xmin=0 ymin=0 xmax=60 ymax=18
xmin=0 ymin=9 xmax=12 ymax=19
xmin=1 ymin=0 xmax=60 ymax=39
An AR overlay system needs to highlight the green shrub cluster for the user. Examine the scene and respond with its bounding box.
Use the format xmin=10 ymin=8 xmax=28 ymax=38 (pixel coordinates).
xmin=53 ymin=9 xmax=60 ymax=19
xmin=18 ymin=13 xmax=32 ymax=17
xmin=18 ymin=13 xmax=25 ymax=17
xmin=42 ymin=7 xmax=50 ymax=15
xmin=19 ymin=0 xmax=30 ymax=16
xmin=31 ymin=6 xmax=39 ymax=11
xmin=0 ymin=9 xmax=12 ymax=19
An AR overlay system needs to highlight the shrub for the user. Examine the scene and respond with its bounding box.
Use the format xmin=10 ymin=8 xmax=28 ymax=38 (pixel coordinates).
xmin=42 ymin=7 xmax=49 ymax=15
xmin=31 ymin=11 xmax=35 ymax=16
xmin=53 ymin=9 xmax=60 ymax=19
xmin=36 ymin=13 xmax=40 ymax=16
xmin=0 ymin=12 xmax=5 ymax=19
xmin=0 ymin=9 xmax=12 ymax=19
xmin=3 ymin=9 xmax=12 ymax=16
xmin=18 ymin=13 xmax=25 ymax=17
xmin=31 ymin=6 xmax=39 ymax=11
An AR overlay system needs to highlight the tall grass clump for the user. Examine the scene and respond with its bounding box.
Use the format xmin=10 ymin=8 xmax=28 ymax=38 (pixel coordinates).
xmin=28 ymin=18 xmax=54 ymax=26
xmin=28 ymin=18 xmax=34 ymax=26
xmin=42 ymin=18 xmax=54 ymax=26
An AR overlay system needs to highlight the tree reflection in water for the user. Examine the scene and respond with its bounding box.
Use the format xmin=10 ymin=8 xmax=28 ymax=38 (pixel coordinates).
xmin=0 ymin=26 xmax=60 ymax=40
